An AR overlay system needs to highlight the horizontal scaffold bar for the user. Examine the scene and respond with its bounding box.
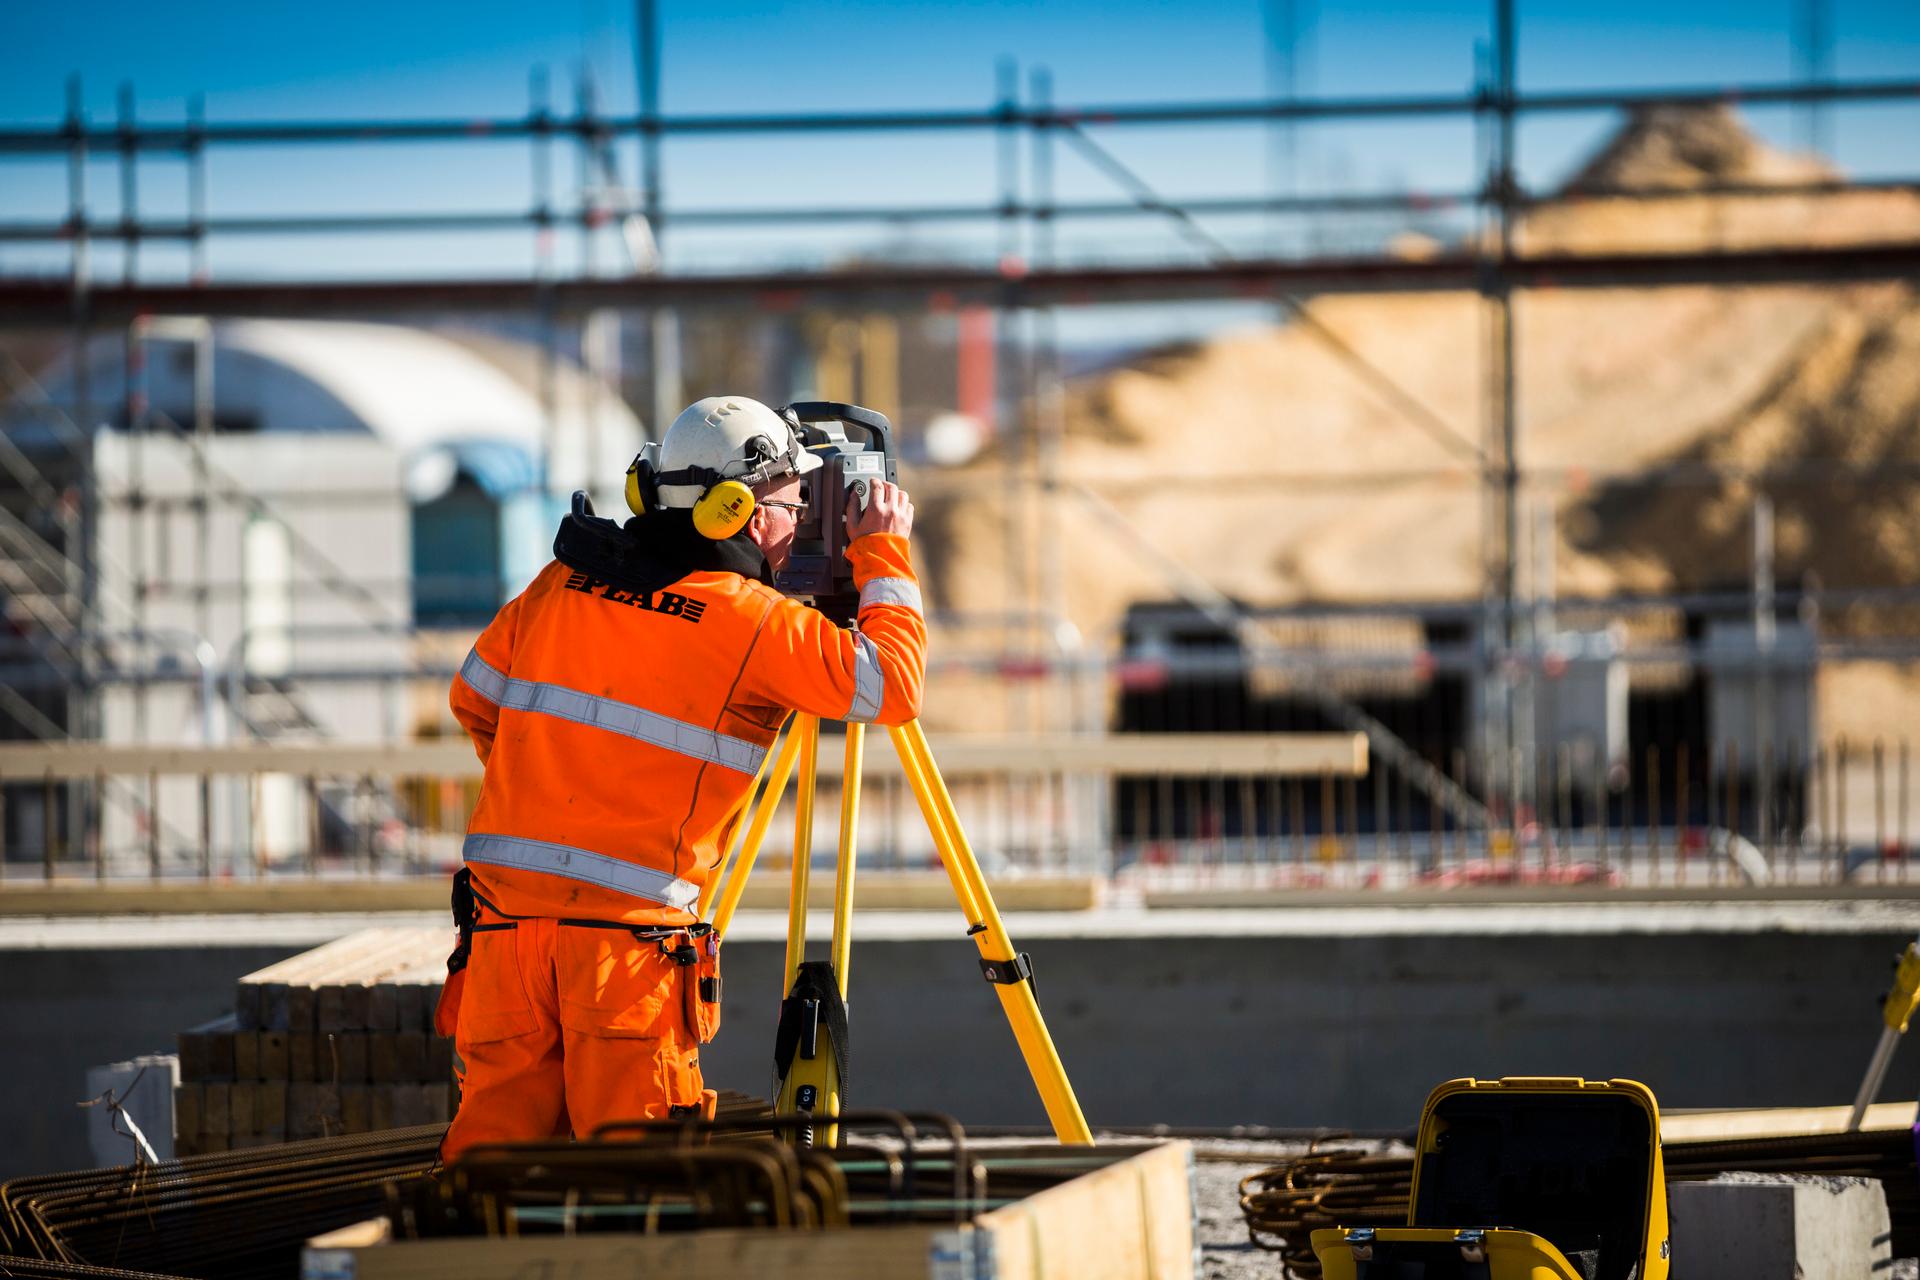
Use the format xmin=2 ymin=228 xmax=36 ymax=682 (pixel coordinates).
xmin=3 ymin=242 xmax=1918 ymax=324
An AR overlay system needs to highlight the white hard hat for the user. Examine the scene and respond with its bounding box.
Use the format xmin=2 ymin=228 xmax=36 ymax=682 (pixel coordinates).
xmin=654 ymin=395 xmax=822 ymax=509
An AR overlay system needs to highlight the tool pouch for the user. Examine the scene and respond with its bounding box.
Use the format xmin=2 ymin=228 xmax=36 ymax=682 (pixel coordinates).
xmin=432 ymin=867 xmax=478 ymax=1040
xmin=680 ymin=927 xmax=723 ymax=1044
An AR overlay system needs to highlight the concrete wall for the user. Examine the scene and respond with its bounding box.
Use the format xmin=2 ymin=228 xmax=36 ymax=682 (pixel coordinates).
xmin=696 ymin=924 xmax=1920 ymax=1131
xmin=0 ymin=943 xmax=295 ymax=1178
xmin=5 ymin=913 xmax=1918 ymax=1178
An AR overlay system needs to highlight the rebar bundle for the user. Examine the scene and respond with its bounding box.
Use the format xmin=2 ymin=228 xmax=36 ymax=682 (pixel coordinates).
xmin=391 ymin=1109 xmax=1139 ymax=1240
xmin=0 ymin=1259 xmax=193 ymax=1280
xmin=0 ymin=1125 xmax=443 ymax=1280
xmin=1239 ymin=1126 xmax=1920 ymax=1278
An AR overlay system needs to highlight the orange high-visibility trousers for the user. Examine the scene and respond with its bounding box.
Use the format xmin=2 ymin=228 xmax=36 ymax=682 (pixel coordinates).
xmin=440 ymin=915 xmax=717 ymax=1163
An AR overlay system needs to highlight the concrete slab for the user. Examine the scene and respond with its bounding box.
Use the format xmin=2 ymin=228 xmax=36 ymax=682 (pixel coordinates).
xmin=1670 ymin=1173 xmax=1895 ymax=1280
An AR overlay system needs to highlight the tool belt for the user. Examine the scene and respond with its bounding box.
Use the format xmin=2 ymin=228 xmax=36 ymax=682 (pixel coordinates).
xmin=435 ymin=869 xmax=721 ymax=1043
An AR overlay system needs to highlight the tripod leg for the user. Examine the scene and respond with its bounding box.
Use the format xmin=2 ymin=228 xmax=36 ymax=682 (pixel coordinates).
xmin=774 ymin=715 xmax=845 ymax=1147
xmin=711 ymin=720 xmax=804 ymax=939
xmin=784 ymin=715 xmax=821 ymax=986
xmin=889 ymin=719 xmax=1095 ymax=1145
xmin=831 ymin=722 xmax=865 ymax=997
xmin=699 ymin=714 xmax=791 ymax=920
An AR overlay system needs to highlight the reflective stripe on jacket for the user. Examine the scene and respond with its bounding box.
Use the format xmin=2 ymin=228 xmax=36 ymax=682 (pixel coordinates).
xmin=450 ymin=531 xmax=926 ymax=924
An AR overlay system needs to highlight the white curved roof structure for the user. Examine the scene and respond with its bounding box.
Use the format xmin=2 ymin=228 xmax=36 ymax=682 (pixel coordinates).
xmin=11 ymin=317 xmax=647 ymax=499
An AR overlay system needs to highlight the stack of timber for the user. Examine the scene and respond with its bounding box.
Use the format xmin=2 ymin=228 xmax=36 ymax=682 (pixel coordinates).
xmin=175 ymin=928 xmax=452 ymax=1154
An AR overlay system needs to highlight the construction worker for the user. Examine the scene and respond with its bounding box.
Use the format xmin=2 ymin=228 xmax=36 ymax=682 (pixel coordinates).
xmin=436 ymin=395 xmax=924 ymax=1162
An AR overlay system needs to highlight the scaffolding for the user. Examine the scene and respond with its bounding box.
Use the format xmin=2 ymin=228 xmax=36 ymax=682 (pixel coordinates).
xmin=1 ymin=0 xmax=1918 ymax=873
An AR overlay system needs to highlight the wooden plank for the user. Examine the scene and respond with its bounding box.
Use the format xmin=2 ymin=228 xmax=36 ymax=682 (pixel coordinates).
xmin=341 ymin=1085 xmax=371 ymax=1135
xmin=979 ymin=1141 xmax=1194 ymax=1280
xmin=172 ymin=1083 xmax=203 ymax=1146
xmin=391 ymin=1085 xmax=429 ymax=1129
xmin=367 ymin=981 xmax=401 ymax=1033
xmin=369 ymin=1034 xmax=398 ymax=1084
xmin=316 ymin=985 xmax=349 ymax=1032
xmin=203 ymin=1084 xmax=230 ymax=1139
xmin=228 ymin=1083 xmax=258 ymax=1143
xmin=325 ymin=1032 xmax=369 ymax=1084
xmin=255 ymin=1083 xmax=287 ymax=1141
xmin=232 ymin=1032 xmax=260 ymax=1081
xmin=1662 ymin=1101 xmax=1919 ymax=1142
xmin=234 ymin=981 xmax=264 ymax=1032
xmin=241 ymin=927 xmax=415 ymax=988
xmin=394 ymin=1033 xmax=427 ymax=1083
xmin=287 ymin=984 xmax=318 ymax=1032
xmin=395 ymin=982 xmax=432 ymax=1034
xmin=426 ymin=1036 xmax=453 ymax=1084
xmin=0 ymin=734 xmax=1365 ymax=780
xmin=370 ymin=1087 xmax=395 ymax=1133
xmin=259 ymin=1031 xmax=291 ymax=1081
xmin=177 ymin=1013 xmax=238 ymax=1082
xmin=176 ymin=1031 xmax=209 ymax=1083
xmin=289 ymin=1033 xmax=318 ymax=1083
xmin=0 ymin=741 xmax=483 ymax=780
xmin=289 ymin=1084 xmax=343 ymax=1140
xmin=305 ymin=1223 xmax=960 ymax=1280
xmin=343 ymin=981 xmax=374 ymax=1030
xmin=203 ymin=1030 xmax=236 ymax=1082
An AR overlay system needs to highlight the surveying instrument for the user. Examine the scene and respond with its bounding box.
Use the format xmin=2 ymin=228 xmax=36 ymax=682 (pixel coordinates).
xmin=694 ymin=402 xmax=1092 ymax=1149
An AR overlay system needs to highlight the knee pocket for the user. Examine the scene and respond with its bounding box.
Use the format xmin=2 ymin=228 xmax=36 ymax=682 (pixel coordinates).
xmin=556 ymin=928 xmax=681 ymax=1039
xmin=662 ymin=1038 xmax=704 ymax=1108
xmin=456 ymin=927 xmax=542 ymax=1045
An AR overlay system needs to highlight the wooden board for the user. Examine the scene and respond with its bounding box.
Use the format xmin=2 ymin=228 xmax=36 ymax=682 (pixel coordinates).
xmin=978 ymin=1139 xmax=1194 ymax=1280
xmin=1661 ymin=1100 xmax=1918 ymax=1142
xmin=0 ymin=734 xmax=1364 ymax=781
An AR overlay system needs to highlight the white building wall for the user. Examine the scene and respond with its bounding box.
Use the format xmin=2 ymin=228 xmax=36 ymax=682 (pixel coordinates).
xmin=91 ymin=432 xmax=410 ymax=873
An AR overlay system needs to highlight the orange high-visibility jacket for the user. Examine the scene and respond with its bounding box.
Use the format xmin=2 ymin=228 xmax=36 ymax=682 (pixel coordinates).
xmin=449 ymin=511 xmax=926 ymax=925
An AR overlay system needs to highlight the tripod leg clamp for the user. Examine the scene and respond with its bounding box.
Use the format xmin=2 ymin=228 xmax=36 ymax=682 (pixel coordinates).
xmin=980 ymin=952 xmax=1035 ymax=989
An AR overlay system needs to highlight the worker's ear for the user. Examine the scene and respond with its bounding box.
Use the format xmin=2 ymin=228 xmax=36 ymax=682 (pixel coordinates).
xmin=742 ymin=499 xmax=776 ymax=547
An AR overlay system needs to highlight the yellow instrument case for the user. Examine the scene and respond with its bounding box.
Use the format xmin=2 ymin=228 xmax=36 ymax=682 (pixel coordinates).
xmin=1312 ymin=1076 xmax=1669 ymax=1280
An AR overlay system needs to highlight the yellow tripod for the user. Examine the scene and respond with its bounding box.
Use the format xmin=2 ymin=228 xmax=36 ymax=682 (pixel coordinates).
xmin=696 ymin=713 xmax=1093 ymax=1147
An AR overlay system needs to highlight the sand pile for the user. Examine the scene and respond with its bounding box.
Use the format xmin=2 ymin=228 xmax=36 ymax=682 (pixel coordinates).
xmin=918 ymin=104 xmax=1920 ymax=632
xmin=911 ymin=105 xmax=1920 ymax=733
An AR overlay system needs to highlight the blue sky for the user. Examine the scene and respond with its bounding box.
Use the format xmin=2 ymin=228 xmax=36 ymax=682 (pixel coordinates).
xmin=3 ymin=0 xmax=1916 ymax=316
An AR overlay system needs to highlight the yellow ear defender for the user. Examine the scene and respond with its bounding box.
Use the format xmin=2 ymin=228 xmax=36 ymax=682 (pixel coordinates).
xmin=691 ymin=479 xmax=756 ymax=539
xmin=626 ymin=449 xmax=758 ymax=540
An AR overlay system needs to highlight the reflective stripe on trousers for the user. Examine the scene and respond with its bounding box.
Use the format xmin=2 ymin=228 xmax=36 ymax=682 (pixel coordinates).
xmin=463 ymin=832 xmax=701 ymax=912
xmin=459 ymin=648 xmax=766 ymax=775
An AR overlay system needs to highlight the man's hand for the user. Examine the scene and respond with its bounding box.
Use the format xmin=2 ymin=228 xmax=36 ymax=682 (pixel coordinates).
xmin=846 ymin=479 xmax=913 ymax=541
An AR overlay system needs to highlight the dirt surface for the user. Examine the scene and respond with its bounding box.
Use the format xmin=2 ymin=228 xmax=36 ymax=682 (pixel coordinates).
xmin=1171 ymin=1137 xmax=1411 ymax=1280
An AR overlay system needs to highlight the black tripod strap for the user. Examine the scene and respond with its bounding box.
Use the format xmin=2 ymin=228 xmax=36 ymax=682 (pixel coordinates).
xmin=772 ymin=959 xmax=852 ymax=1091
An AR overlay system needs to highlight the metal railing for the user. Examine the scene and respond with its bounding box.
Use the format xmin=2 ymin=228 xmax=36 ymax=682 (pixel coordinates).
xmin=3 ymin=728 xmax=1916 ymax=894
xmin=0 ymin=732 xmax=1365 ymax=886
